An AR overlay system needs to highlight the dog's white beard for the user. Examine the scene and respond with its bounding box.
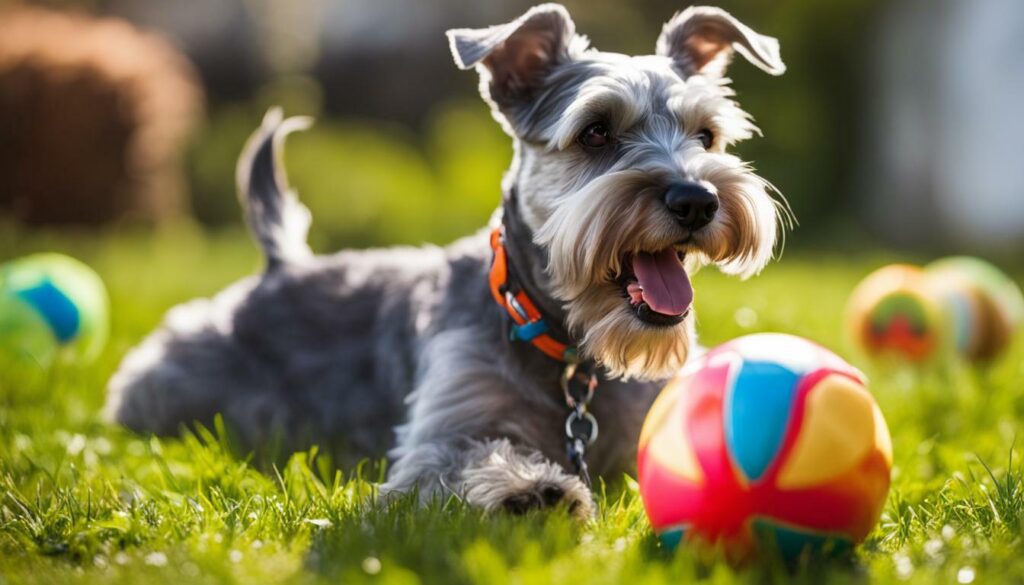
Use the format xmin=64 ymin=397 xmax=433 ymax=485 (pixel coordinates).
xmin=571 ymin=282 xmax=693 ymax=379
xmin=533 ymin=160 xmax=780 ymax=380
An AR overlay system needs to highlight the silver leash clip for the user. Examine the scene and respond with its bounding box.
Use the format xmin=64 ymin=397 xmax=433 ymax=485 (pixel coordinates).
xmin=561 ymin=361 xmax=599 ymax=486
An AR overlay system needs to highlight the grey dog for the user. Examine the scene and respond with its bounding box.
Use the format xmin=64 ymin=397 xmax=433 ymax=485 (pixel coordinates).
xmin=106 ymin=3 xmax=788 ymax=517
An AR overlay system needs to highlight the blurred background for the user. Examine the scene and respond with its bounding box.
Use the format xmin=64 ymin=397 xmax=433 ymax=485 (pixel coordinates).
xmin=1 ymin=0 xmax=1022 ymax=258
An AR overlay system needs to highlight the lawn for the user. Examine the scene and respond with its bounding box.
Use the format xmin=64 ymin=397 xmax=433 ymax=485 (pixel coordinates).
xmin=3 ymin=225 xmax=1024 ymax=584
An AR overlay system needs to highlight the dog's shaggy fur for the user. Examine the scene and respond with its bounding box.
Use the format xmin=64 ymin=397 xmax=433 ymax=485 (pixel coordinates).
xmin=106 ymin=4 xmax=787 ymax=516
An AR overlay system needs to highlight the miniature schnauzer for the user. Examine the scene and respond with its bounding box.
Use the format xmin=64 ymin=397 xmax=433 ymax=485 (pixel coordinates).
xmin=106 ymin=4 xmax=787 ymax=518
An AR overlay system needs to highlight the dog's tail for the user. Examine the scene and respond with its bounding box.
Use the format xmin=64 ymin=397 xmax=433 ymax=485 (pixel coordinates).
xmin=236 ymin=108 xmax=314 ymax=270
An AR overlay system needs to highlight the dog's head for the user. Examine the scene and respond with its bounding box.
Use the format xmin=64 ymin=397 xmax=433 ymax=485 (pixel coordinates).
xmin=448 ymin=4 xmax=789 ymax=379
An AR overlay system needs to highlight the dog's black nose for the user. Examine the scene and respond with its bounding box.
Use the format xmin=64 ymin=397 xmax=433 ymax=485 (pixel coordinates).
xmin=664 ymin=182 xmax=719 ymax=231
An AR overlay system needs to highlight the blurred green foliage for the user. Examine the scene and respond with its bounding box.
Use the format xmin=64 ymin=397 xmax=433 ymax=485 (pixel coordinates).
xmin=185 ymin=0 xmax=886 ymax=251
xmin=188 ymin=100 xmax=509 ymax=250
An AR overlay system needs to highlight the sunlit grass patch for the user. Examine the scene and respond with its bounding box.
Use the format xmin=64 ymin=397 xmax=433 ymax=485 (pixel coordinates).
xmin=3 ymin=231 xmax=1024 ymax=584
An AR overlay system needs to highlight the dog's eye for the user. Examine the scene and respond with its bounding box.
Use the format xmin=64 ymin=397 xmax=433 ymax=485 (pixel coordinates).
xmin=578 ymin=123 xmax=611 ymax=149
xmin=697 ymin=129 xmax=714 ymax=150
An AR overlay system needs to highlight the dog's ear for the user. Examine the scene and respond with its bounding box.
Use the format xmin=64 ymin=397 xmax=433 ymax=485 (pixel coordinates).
xmin=447 ymin=4 xmax=576 ymax=107
xmin=656 ymin=6 xmax=785 ymax=78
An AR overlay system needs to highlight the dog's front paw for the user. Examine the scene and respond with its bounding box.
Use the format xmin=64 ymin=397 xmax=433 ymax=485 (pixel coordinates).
xmin=497 ymin=482 xmax=593 ymax=518
xmin=458 ymin=439 xmax=594 ymax=519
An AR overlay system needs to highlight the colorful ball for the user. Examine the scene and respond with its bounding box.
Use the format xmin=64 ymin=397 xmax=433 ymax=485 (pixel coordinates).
xmin=637 ymin=333 xmax=892 ymax=561
xmin=0 ymin=254 xmax=109 ymax=365
xmin=924 ymin=257 xmax=1024 ymax=361
xmin=845 ymin=264 xmax=949 ymax=362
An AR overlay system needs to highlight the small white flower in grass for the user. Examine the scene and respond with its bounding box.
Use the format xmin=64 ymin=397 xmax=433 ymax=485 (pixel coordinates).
xmin=734 ymin=307 xmax=758 ymax=329
xmin=94 ymin=437 xmax=112 ymax=454
xmin=114 ymin=551 xmax=131 ymax=566
xmin=144 ymin=552 xmax=168 ymax=567
xmin=66 ymin=434 xmax=87 ymax=456
xmin=305 ymin=518 xmax=332 ymax=528
xmin=942 ymin=525 xmax=955 ymax=541
xmin=14 ymin=434 xmax=32 ymax=452
xmin=182 ymin=562 xmax=200 ymax=578
xmin=957 ymin=566 xmax=976 ymax=584
xmin=251 ymin=540 xmax=264 ymax=550
xmin=362 ymin=556 xmax=382 ymax=575
xmin=893 ymin=553 xmax=913 ymax=580
xmin=923 ymin=538 xmax=943 ymax=558
xmin=213 ymin=533 xmax=224 ymax=544
xmin=93 ymin=555 xmax=108 ymax=569
xmin=229 ymin=550 xmax=243 ymax=563
xmin=613 ymin=537 xmax=627 ymax=552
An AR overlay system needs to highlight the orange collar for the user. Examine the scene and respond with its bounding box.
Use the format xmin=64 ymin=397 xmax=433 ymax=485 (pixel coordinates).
xmin=489 ymin=226 xmax=577 ymax=362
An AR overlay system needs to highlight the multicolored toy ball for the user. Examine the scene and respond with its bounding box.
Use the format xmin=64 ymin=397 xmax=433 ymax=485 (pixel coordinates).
xmin=637 ymin=333 xmax=892 ymax=561
xmin=845 ymin=264 xmax=947 ymax=362
xmin=0 ymin=254 xmax=109 ymax=365
xmin=846 ymin=258 xmax=1024 ymax=362
xmin=924 ymin=257 xmax=1024 ymax=361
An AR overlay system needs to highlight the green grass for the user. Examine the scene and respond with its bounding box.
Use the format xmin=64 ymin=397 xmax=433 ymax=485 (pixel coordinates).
xmin=3 ymin=225 xmax=1024 ymax=584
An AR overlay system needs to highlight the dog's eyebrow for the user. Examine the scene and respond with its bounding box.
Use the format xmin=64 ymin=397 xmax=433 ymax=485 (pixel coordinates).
xmin=551 ymin=80 xmax=651 ymax=150
xmin=665 ymin=80 xmax=759 ymax=146
xmin=508 ymin=60 xmax=606 ymax=145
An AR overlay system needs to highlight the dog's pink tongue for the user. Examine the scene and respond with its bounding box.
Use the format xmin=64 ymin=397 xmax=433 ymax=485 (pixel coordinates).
xmin=632 ymin=250 xmax=692 ymax=316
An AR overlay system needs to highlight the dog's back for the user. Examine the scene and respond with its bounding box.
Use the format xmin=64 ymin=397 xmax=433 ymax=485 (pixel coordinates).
xmin=105 ymin=110 xmax=494 ymax=463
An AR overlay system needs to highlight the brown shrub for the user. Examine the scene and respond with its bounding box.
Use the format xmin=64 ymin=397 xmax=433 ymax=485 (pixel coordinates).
xmin=0 ymin=5 xmax=203 ymax=225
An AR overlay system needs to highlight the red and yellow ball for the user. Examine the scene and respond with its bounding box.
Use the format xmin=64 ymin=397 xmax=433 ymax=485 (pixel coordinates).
xmin=846 ymin=258 xmax=1024 ymax=363
xmin=845 ymin=264 xmax=945 ymax=362
xmin=637 ymin=333 xmax=892 ymax=560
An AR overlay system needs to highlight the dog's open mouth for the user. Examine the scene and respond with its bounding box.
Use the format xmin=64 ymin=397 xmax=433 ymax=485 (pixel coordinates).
xmin=620 ymin=248 xmax=692 ymax=327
